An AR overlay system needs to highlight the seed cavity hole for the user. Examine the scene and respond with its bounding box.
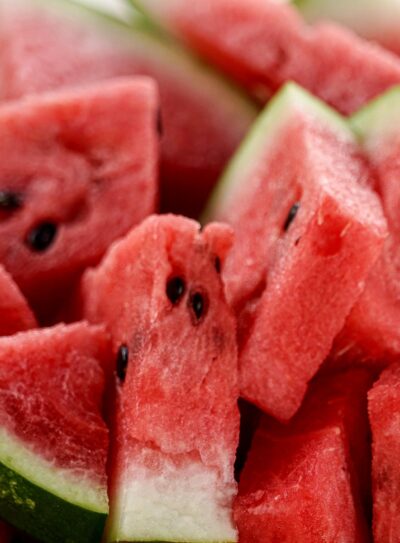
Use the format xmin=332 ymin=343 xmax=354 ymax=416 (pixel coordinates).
xmin=116 ymin=344 xmax=129 ymax=382
xmin=26 ymin=222 xmax=57 ymax=252
xmin=0 ymin=190 xmax=23 ymax=211
xmin=166 ymin=276 xmax=186 ymax=305
xmin=215 ymin=256 xmax=221 ymax=274
xmin=189 ymin=290 xmax=208 ymax=324
xmin=283 ymin=202 xmax=300 ymax=232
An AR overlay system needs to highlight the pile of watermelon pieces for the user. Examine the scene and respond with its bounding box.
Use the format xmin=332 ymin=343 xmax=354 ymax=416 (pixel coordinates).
xmin=4 ymin=0 xmax=400 ymax=541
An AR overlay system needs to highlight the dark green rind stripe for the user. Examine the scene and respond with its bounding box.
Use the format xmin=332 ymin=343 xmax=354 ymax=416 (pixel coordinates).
xmin=0 ymin=461 xmax=106 ymax=543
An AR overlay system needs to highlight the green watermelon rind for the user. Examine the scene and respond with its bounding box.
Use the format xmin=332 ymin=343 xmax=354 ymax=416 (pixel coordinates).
xmin=202 ymin=82 xmax=350 ymax=223
xmin=0 ymin=428 xmax=107 ymax=543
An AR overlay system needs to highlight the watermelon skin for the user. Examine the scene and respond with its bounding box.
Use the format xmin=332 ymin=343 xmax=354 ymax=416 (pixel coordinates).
xmin=130 ymin=0 xmax=400 ymax=115
xmin=82 ymin=215 xmax=239 ymax=543
xmin=235 ymin=369 xmax=372 ymax=543
xmin=0 ymin=322 xmax=111 ymax=543
xmin=329 ymin=88 xmax=400 ymax=368
xmin=205 ymin=83 xmax=387 ymax=421
xmin=0 ymin=0 xmax=257 ymax=219
xmin=368 ymin=363 xmax=400 ymax=542
xmin=0 ymin=77 xmax=158 ymax=321
xmin=0 ymin=265 xmax=36 ymax=335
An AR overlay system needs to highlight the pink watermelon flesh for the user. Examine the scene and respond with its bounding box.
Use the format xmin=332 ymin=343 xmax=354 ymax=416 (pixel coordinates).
xmin=0 ymin=77 xmax=158 ymax=322
xmin=132 ymin=0 xmax=400 ymax=115
xmin=206 ymin=84 xmax=387 ymax=421
xmin=0 ymin=0 xmax=256 ymax=219
xmin=0 ymin=265 xmax=36 ymax=335
xmin=82 ymin=215 xmax=239 ymax=542
xmin=368 ymin=362 xmax=400 ymax=542
xmin=235 ymin=369 xmax=372 ymax=543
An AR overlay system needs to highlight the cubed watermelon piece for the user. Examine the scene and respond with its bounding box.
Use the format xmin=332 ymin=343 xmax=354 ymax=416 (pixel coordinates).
xmin=330 ymin=87 xmax=400 ymax=367
xmin=0 ymin=322 xmax=111 ymax=543
xmin=235 ymin=369 xmax=372 ymax=542
xmin=368 ymin=363 xmax=400 ymax=542
xmin=205 ymin=83 xmax=387 ymax=421
xmin=0 ymin=0 xmax=256 ymax=218
xmin=82 ymin=215 xmax=239 ymax=543
xmin=0 ymin=265 xmax=36 ymax=335
xmin=130 ymin=0 xmax=400 ymax=115
xmin=0 ymin=77 xmax=158 ymax=321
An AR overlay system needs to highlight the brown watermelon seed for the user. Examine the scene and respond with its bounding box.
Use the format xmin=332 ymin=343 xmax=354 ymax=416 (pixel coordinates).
xmin=0 ymin=191 xmax=23 ymax=210
xmin=189 ymin=291 xmax=208 ymax=323
xmin=26 ymin=222 xmax=57 ymax=252
xmin=215 ymin=256 xmax=221 ymax=273
xmin=284 ymin=202 xmax=300 ymax=231
xmin=116 ymin=344 xmax=129 ymax=382
xmin=167 ymin=276 xmax=186 ymax=305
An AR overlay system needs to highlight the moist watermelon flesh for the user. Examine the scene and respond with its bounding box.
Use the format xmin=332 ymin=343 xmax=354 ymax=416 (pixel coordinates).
xmin=131 ymin=0 xmax=400 ymax=115
xmin=331 ymin=87 xmax=400 ymax=367
xmin=0 ymin=0 xmax=256 ymax=218
xmin=204 ymin=83 xmax=387 ymax=421
xmin=235 ymin=369 xmax=372 ymax=543
xmin=0 ymin=322 xmax=110 ymax=543
xmin=82 ymin=215 xmax=239 ymax=543
xmin=0 ymin=77 xmax=158 ymax=322
xmin=368 ymin=362 xmax=400 ymax=542
xmin=0 ymin=264 xmax=36 ymax=335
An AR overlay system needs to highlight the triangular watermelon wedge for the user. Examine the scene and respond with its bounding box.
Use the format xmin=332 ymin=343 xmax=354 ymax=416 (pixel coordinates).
xmin=0 ymin=0 xmax=256 ymax=218
xmin=82 ymin=215 xmax=239 ymax=543
xmin=0 ymin=77 xmax=158 ymax=322
xmin=204 ymin=82 xmax=387 ymax=421
xmin=129 ymin=0 xmax=400 ymax=115
xmin=0 ymin=265 xmax=36 ymax=335
xmin=0 ymin=322 xmax=111 ymax=543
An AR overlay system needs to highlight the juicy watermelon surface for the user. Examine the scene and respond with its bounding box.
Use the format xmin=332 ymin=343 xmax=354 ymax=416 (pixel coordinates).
xmin=0 ymin=265 xmax=36 ymax=336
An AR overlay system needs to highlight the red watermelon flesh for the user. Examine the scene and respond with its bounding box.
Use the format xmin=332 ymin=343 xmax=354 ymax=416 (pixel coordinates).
xmin=82 ymin=215 xmax=239 ymax=542
xmin=0 ymin=77 xmax=158 ymax=321
xmin=131 ymin=0 xmax=400 ymax=115
xmin=205 ymin=83 xmax=387 ymax=421
xmin=0 ymin=0 xmax=256 ymax=218
xmin=235 ymin=368 xmax=372 ymax=542
xmin=368 ymin=362 xmax=400 ymax=542
xmin=330 ymin=88 xmax=400 ymax=367
xmin=0 ymin=264 xmax=36 ymax=335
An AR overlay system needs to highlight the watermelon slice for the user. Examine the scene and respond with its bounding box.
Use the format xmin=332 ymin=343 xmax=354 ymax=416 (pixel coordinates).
xmin=82 ymin=215 xmax=239 ymax=543
xmin=0 ymin=265 xmax=36 ymax=335
xmin=330 ymin=88 xmax=400 ymax=367
xmin=0 ymin=322 xmax=111 ymax=543
xmin=0 ymin=77 xmax=158 ymax=321
xmin=204 ymin=82 xmax=387 ymax=421
xmin=297 ymin=0 xmax=400 ymax=56
xmin=0 ymin=0 xmax=256 ymax=218
xmin=368 ymin=362 xmax=400 ymax=542
xmin=234 ymin=369 xmax=372 ymax=542
xmin=130 ymin=0 xmax=400 ymax=115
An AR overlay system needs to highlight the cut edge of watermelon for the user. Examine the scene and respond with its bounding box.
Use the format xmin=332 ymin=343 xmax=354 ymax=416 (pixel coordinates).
xmin=202 ymin=82 xmax=350 ymax=222
xmin=0 ymin=427 xmax=108 ymax=513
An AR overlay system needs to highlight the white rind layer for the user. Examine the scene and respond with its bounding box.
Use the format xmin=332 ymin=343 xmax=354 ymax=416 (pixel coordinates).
xmin=0 ymin=427 xmax=108 ymax=513
xmin=107 ymin=450 xmax=237 ymax=542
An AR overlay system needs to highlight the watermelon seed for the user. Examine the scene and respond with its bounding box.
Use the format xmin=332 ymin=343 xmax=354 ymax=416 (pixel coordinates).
xmin=26 ymin=222 xmax=57 ymax=252
xmin=215 ymin=256 xmax=221 ymax=273
xmin=167 ymin=276 xmax=186 ymax=305
xmin=189 ymin=291 xmax=208 ymax=323
xmin=116 ymin=344 xmax=129 ymax=382
xmin=284 ymin=202 xmax=300 ymax=231
xmin=0 ymin=191 xmax=23 ymax=210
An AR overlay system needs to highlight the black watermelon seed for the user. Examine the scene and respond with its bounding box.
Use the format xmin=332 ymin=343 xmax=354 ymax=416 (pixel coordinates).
xmin=116 ymin=344 xmax=129 ymax=382
xmin=284 ymin=202 xmax=300 ymax=232
xmin=26 ymin=222 xmax=57 ymax=252
xmin=157 ymin=109 xmax=163 ymax=137
xmin=189 ymin=291 xmax=208 ymax=323
xmin=215 ymin=256 xmax=221 ymax=273
xmin=0 ymin=191 xmax=23 ymax=210
xmin=166 ymin=276 xmax=186 ymax=305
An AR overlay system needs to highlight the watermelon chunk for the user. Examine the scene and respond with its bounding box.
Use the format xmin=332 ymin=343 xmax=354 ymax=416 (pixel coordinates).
xmin=0 ymin=77 xmax=158 ymax=321
xmin=0 ymin=0 xmax=256 ymax=218
xmin=204 ymin=83 xmax=387 ymax=421
xmin=130 ymin=0 xmax=400 ymax=115
xmin=368 ymin=363 xmax=400 ymax=542
xmin=0 ymin=322 xmax=111 ymax=543
xmin=82 ymin=215 xmax=239 ymax=543
xmin=0 ymin=265 xmax=36 ymax=335
xmin=235 ymin=369 xmax=372 ymax=542
xmin=330 ymin=88 xmax=400 ymax=367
